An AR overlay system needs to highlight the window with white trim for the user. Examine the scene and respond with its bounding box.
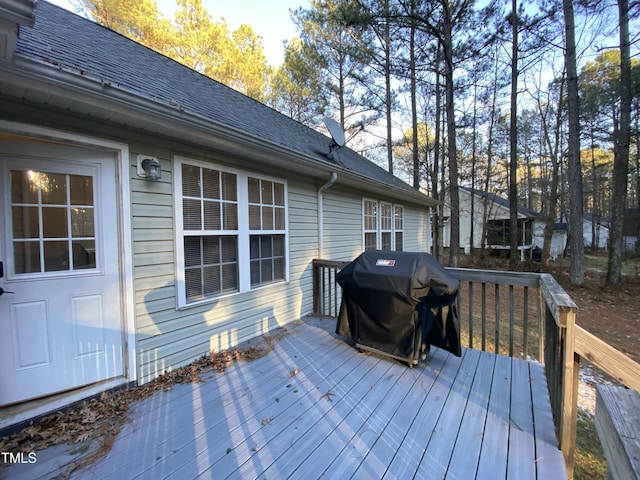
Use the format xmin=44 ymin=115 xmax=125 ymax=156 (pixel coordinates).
xmin=175 ymin=157 xmax=288 ymax=307
xmin=248 ymin=177 xmax=286 ymax=287
xmin=181 ymin=163 xmax=239 ymax=303
xmin=363 ymin=199 xmax=404 ymax=251
xmin=380 ymin=202 xmax=393 ymax=250
xmin=394 ymin=205 xmax=404 ymax=251
xmin=363 ymin=199 xmax=378 ymax=251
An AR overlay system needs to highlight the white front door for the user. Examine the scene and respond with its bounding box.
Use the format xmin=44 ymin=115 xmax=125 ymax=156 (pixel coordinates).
xmin=0 ymin=139 xmax=124 ymax=406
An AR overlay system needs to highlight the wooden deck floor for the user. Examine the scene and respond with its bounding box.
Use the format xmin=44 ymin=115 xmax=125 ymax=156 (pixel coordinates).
xmin=7 ymin=316 xmax=566 ymax=479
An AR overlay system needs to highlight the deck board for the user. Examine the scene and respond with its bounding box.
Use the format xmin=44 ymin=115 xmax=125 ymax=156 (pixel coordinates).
xmin=283 ymin=361 xmax=414 ymax=479
xmin=381 ymin=350 xmax=465 ymax=480
xmin=351 ymin=360 xmax=440 ymax=479
xmin=531 ymin=362 xmax=567 ymax=478
xmin=445 ymin=350 xmax=495 ymax=479
xmin=476 ymin=353 xmax=512 ymax=480
xmin=3 ymin=316 xmax=566 ymax=480
xmin=507 ymin=358 xmax=536 ymax=480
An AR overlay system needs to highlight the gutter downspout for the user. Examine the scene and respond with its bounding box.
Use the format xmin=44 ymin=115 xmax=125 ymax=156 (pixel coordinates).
xmin=317 ymin=172 xmax=338 ymax=259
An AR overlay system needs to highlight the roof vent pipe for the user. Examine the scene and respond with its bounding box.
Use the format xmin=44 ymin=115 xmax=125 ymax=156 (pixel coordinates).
xmin=317 ymin=172 xmax=338 ymax=259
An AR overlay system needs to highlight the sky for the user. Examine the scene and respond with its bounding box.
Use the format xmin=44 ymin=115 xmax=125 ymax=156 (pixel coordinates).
xmin=48 ymin=0 xmax=310 ymax=66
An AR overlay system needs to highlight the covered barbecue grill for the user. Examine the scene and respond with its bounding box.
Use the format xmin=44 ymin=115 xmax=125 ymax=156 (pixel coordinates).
xmin=336 ymin=250 xmax=461 ymax=366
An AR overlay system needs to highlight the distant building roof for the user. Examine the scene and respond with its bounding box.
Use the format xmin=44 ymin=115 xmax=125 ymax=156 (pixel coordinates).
xmin=459 ymin=186 xmax=546 ymax=219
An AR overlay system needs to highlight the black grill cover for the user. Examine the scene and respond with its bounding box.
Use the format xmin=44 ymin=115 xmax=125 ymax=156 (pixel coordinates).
xmin=336 ymin=250 xmax=461 ymax=362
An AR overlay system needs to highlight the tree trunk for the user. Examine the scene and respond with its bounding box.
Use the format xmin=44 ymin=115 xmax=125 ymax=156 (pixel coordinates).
xmin=481 ymin=44 xmax=500 ymax=259
xmin=384 ymin=0 xmax=393 ymax=174
xmin=563 ymin=0 xmax=584 ymax=285
xmin=538 ymin=76 xmax=564 ymax=267
xmin=443 ymin=9 xmax=459 ymax=267
xmin=470 ymin=81 xmax=477 ymax=255
xmin=591 ymin=142 xmax=598 ymax=250
xmin=607 ymin=0 xmax=631 ymax=284
xmin=509 ymin=0 xmax=519 ymax=270
xmin=338 ymin=50 xmax=346 ymax=129
xmin=410 ymin=12 xmax=419 ymax=189
xmin=432 ymin=47 xmax=442 ymax=260
xmin=635 ymin=99 xmax=640 ymax=208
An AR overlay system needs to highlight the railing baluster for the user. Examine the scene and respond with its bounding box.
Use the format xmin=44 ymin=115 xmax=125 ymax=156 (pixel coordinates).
xmin=495 ymin=284 xmax=500 ymax=354
xmin=327 ymin=268 xmax=335 ymax=315
xmin=322 ymin=266 xmax=327 ymax=315
xmin=523 ymin=286 xmax=529 ymax=359
xmin=539 ymin=288 xmax=545 ymax=361
xmin=468 ymin=281 xmax=474 ymax=350
xmin=456 ymin=288 xmax=462 ymax=343
xmin=509 ymin=285 xmax=515 ymax=357
xmin=481 ymin=282 xmax=487 ymax=352
xmin=335 ymin=271 xmax=340 ymax=316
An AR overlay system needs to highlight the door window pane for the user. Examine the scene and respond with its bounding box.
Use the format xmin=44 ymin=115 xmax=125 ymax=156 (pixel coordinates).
xmin=74 ymin=241 xmax=95 ymax=269
xmin=12 ymin=206 xmax=39 ymax=238
xmin=44 ymin=240 xmax=69 ymax=271
xmin=10 ymin=169 xmax=97 ymax=275
xmin=12 ymin=242 xmax=41 ymax=274
xmin=69 ymin=175 xmax=94 ymax=205
xmin=42 ymin=207 xmax=68 ymax=238
xmin=10 ymin=170 xmax=38 ymax=204
xmin=71 ymin=208 xmax=95 ymax=237
xmin=39 ymin=173 xmax=67 ymax=205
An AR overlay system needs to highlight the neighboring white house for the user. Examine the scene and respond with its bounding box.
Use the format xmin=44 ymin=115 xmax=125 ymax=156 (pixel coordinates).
xmin=0 ymin=1 xmax=435 ymax=429
xmin=443 ymin=187 xmax=546 ymax=259
xmin=623 ymin=209 xmax=640 ymax=252
xmin=552 ymin=216 xmax=609 ymax=258
xmin=583 ymin=216 xmax=609 ymax=249
xmin=447 ymin=187 xmax=610 ymax=260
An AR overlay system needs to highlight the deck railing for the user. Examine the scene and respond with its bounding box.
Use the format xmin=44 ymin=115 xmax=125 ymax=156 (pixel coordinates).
xmin=312 ymin=259 xmax=579 ymax=478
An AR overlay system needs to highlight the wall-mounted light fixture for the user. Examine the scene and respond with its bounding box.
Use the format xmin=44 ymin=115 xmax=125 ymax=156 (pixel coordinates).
xmin=137 ymin=154 xmax=162 ymax=180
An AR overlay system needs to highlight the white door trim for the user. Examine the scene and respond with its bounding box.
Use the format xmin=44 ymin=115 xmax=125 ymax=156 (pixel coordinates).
xmin=0 ymin=119 xmax=136 ymax=390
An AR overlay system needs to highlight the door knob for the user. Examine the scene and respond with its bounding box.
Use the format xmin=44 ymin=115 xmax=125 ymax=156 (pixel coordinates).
xmin=0 ymin=287 xmax=15 ymax=296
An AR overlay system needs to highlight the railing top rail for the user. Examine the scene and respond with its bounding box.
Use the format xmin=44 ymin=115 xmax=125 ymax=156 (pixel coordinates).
xmin=445 ymin=267 xmax=542 ymax=287
xmin=539 ymin=273 xmax=578 ymax=328
xmin=312 ymin=259 xmax=350 ymax=269
xmin=312 ymin=259 xmax=578 ymax=329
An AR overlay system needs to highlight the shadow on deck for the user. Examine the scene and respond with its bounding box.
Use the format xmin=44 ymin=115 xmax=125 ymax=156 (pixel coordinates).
xmin=11 ymin=316 xmax=566 ymax=479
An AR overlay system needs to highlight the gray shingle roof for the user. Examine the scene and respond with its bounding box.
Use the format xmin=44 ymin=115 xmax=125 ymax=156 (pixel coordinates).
xmin=459 ymin=186 xmax=546 ymax=219
xmin=13 ymin=1 xmax=430 ymax=204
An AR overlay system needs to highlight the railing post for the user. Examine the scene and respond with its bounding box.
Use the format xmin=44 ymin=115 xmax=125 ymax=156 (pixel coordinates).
xmin=540 ymin=273 xmax=579 ymax=480
xmin=559 ymin=306 xmax=579 ymax=480
xmin=312 ymin=259 xmax=349 ymax=317
xmin=538 ymin=288 xmax=545 ymax=362
xmin=312 ymin=260 xmax=321 ymax=315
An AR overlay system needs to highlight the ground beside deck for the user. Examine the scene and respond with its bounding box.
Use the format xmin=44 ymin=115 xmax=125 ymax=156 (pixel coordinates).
xmin=4 ymin=316 xmax=566 ymax=479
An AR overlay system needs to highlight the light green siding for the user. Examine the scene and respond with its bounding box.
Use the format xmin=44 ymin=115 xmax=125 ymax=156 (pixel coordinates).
xmin=321 ymin=188 xmax=431 ymax=261
xmin=404 ymin=205 xmax=431 ymax=252
xmin=130 ymin=148 xmax=321 ymax=382
xmin=322 ymin=188 xmax=364 ymax=262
